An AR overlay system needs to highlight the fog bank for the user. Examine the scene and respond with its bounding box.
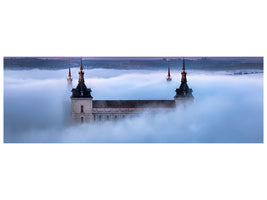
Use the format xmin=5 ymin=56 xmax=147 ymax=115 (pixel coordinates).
xmin=4 ymin=68 xmax=263 ymax=143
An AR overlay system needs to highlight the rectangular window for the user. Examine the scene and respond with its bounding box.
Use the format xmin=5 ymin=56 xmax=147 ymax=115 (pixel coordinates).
xmin=81 ymin=105 xmax=84 ymax=113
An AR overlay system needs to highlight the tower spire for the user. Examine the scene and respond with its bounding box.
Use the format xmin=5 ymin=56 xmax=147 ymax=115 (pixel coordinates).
xmin=181 ymin=57 xmax=187 ymax=83
xmin=80 ymin=57 xmax=83 ymax=71
xmin=67 ymin=58 xmax=72 ymax=83
xmin=174 ymin=56 xmax=193 ymax=99
xmin=78 ymin=57 xmax=84 ymax=83
xmin=68 ymin=62 xmax=71 ymax=77
xmin=166 ymin=58 xmax=172 ymax=81
xmin=71 ymin=57 xmax=92 ymax=98
xmin=182 ymin=57 xmax=185 ymax=72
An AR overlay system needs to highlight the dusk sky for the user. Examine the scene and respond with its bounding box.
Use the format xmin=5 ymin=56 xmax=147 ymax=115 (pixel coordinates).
xmin=5 ymin=56 xmax=263 ymax=61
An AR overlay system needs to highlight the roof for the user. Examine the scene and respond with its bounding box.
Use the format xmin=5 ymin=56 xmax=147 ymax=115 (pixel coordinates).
xmin=93 ymin=100 xmax=176 ymax=108
xmin=71 ymin=82 xmax=92 ymax=98
xmin=174 ymin=82 xmax=193 ymax=98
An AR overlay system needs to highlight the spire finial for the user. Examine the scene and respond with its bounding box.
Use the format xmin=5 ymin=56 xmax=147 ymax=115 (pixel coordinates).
xmin=166 ymin=58 xmax=172 ymax=81
xmin=67 ymin=59 xmax=72 ymax=83
xmin=168 ymin=63 xmax=170 ymax=77
xmin=183 ymin=57 xmax=185 ymax=72
xmin=181 ymin=57 xmax=187 ymax=83
xmin=78 ymin=57 xmax=85 ymax=83
xmin=68 ymin=58 xmax=71 ymax=77
xmin=80 ymin=57 xmax=83 ymax=71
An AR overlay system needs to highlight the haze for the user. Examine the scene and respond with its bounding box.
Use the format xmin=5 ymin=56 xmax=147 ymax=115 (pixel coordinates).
xmin=4 ymin=68 xmax=263 ymax=143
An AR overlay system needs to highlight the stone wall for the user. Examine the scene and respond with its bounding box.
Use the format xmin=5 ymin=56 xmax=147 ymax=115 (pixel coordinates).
xmin=71 ymin=97 xmax=93 ymax=123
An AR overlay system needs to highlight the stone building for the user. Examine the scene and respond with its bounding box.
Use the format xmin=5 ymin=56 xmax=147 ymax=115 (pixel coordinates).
xmin=70 ymin=58 xmax=193 ymax=123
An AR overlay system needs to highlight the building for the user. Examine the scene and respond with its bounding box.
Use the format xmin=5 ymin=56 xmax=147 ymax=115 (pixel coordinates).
xmin=70 ymin=58 xmax=193 ymax=123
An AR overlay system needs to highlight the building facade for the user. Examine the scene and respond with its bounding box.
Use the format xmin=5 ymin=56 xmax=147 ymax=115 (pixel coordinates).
xmin=70 ymin=58 xmax=193 ymax=123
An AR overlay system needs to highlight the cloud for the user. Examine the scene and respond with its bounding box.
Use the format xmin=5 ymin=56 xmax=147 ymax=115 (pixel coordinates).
xmin=4 ymin=68 xmax=263 ymax=143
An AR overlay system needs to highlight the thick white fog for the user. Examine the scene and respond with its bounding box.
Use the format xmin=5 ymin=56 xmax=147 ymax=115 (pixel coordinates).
xmin=4 ymin=68 xmax=263 ymax=143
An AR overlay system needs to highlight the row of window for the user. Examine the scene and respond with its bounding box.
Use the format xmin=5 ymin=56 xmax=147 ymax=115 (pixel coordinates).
xmin=80 ymin=104 xmax=127 ymax=123
xmin=79 ymin=114 xmax=142 ymax=123
xmin=93 ymin=114 xmax=125 ymax=121
xmin=80 ymin=115 xmax=126 ymax=123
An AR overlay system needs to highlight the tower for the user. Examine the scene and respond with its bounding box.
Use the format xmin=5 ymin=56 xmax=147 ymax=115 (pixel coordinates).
xmin=166 ymin=59 xmax=172 ymax=81
xmin=71 ymin=58 xmax=93 ymax=123
xmin=174 ymin=58 xmax=193 ymax=105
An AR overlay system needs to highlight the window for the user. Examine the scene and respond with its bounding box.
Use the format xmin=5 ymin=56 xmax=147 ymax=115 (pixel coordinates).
xmin=114 ymin=115 xmax=117 ymax=120
xmin=81 ymin=117 xmax=84 ymax=123
xmin=99 ymin=115 xmax=102 ymax=121
xmin=107 ymin=115 xmax=109 ymax=120
xmin=81 ymin=105 xmax=84 ymax=113
xmin=94 ymin=114 xmax=96 ymax=121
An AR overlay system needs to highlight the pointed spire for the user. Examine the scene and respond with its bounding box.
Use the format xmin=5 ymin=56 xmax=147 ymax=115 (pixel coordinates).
xmin=181 ymin=57 xmax=187 ymax=83
xmin=174 ymin=57 xmax=193 ymax=99
xmin=182 ymin=57 xmax=185 ymax=72
xmin=168 ymin=63 xmax=170 ymax=76
xmin=68 ymin=65 xmax=71 ymax=77
xmin=166 ymin=59 xmax=172 ymax=81
xmin=78 ymin=57 xmax=84 ymax=83
xmin=67 ymin=60 xmax=72 ymax=83
xmin=80 ymin=57 xmax=83 ymax=71
xmin=71 ymin=57 xmax=93 ymax=98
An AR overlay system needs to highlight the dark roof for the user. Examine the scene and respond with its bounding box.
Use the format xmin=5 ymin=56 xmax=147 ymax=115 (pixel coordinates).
xmin=174 ymin=82 xmax=193 ymax=98
xmin=71 ymin=82 xmax=92 ymax=98
xmin=93 ymin=100 xmax=176 ymax=108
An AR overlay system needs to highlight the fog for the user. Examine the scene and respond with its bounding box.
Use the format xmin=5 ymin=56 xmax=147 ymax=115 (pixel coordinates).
xmin=4 ymin=68 xmax=263 ymax=143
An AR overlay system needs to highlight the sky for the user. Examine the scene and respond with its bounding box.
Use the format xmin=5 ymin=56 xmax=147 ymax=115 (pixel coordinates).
xmin=5 ymin=56 xmax=263 ymax=61
xmin=3 ymin=67 xmax=263 ymax=143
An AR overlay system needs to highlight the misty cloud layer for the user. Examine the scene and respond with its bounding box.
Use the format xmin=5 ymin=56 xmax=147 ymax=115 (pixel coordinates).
xmin=4 ymin=68 xmax=263 ymax=143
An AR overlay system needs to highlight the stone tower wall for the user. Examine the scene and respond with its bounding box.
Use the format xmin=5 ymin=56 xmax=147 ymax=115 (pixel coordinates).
xmin=71 ymin=97 xmax=93 ymax=123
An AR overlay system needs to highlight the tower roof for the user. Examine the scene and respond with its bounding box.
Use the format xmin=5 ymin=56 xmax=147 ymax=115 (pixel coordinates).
xmin=71 ymin=57 xmax=92 ymax=98
xmin=71 ymin=81 xmax=92 ymax=98
xmin=174 ymin=57 xmax=193 ymax=98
